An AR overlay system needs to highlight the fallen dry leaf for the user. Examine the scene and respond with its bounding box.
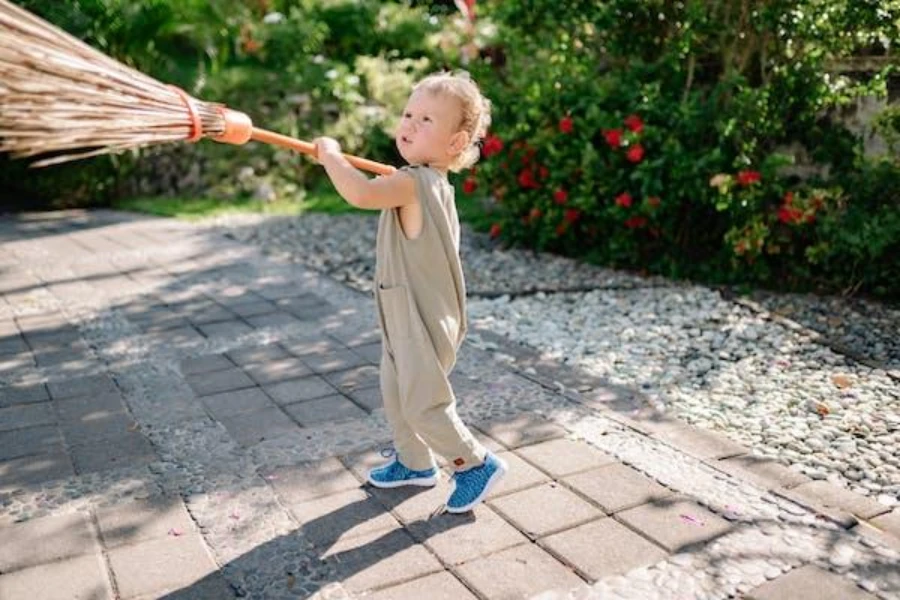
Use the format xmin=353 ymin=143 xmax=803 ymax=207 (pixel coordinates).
xmin=831 ymin=374 xmax=852 ymax=389
xmin=816 ymin=402 xmax=831 ymax=417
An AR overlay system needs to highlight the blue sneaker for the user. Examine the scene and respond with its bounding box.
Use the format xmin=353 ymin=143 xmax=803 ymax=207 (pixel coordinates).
xmin=367 ymin=451 xmax=438 ymax=489
xmin=446 ymin=453 xmax=508 ymax=513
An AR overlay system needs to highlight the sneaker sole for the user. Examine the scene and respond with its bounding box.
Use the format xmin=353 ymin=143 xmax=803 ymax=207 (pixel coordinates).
xmin=445 ymin=457 xmax=508 ymax=513
xmin=366 ymin=474 xmax=438 ymax=489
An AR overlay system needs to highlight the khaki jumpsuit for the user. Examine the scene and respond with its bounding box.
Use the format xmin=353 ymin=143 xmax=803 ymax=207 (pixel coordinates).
xmin=375 ymin=165 xmax=486 ymax=472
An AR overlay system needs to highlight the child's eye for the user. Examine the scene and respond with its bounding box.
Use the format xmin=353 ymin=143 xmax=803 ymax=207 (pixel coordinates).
xmin=403 ymin=112 xmax=412 ymax=119
xmin=423 ymin=116 xmax=432 ymax=122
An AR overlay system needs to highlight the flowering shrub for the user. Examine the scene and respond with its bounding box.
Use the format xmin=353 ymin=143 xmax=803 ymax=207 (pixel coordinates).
xmin=464 ymin=0 xmax=900 ymax=299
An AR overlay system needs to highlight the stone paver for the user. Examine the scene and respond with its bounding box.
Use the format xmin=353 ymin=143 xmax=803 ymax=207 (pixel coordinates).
xmin=106 ymin=534 xmax=220 ymax=599
xmin=96 ymin=496 xmax=197 ymax=548
xmin=455 ymin=542 xmax=584 ymax=599
xmin=516 ymin=437 xmax=618 ymax=477
xmin=0 ymin=512 xmax=100 ymax=572
xmin=616 ymin=497 xmax=734 ymax=552
xmin=564 ymin=462 xmax=673 ymax=513
xmin=364 ymin=570 xmax=478 ymax=600
xmin=489 ymin=483 xmax=604 ymax=539
xmin=790 ymin=480 xmax=892 ymax=520
xmin=409 ymin=505 xmax=528 ymax=565
xmin=0 ymin=554 xmax=114 ymax=600
xmin=746 ymin=564 xmax=878 ymax=600
xmin=540 ymin=517 xmax=669 ymax=581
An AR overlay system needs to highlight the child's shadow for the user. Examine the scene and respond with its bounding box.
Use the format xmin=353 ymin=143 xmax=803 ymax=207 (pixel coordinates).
xmin=160 ymin=484 xmax=471 ymax=599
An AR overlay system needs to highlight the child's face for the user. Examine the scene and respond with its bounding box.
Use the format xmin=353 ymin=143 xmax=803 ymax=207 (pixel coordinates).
xmin=396 ymin=90 xmax=466 ymax=168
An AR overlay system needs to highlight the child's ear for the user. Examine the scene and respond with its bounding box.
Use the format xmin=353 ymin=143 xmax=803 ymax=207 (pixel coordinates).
xmin=448 ymin=130 xmax=470 ymax=156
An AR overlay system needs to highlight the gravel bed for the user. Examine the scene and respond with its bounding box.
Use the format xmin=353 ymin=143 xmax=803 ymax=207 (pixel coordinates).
xmin=201 ymin=212 xmax=900 ymax=503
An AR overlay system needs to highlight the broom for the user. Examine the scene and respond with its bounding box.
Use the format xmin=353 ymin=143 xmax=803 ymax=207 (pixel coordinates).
xmin=0 ymin=0 xmax=394 ymax=175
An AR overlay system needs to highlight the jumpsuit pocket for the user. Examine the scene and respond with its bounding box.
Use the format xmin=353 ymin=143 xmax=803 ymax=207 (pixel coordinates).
xmin=377 ymin=284 xmax=413 ymax=341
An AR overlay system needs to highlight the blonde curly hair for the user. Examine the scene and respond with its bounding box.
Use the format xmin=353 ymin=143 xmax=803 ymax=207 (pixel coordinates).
xmin=412 ymin=71 xmax=492 ymax=173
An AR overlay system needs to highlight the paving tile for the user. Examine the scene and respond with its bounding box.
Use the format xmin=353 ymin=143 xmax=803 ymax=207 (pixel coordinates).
xmin=0 ymin=512 xmax=100 ymax=571
xmin=47 ymin=374 xmax=118 ymax=400
xmin=246 ymin=311 xmax=307 ymax=329
xmin=345 ymin=386 xmax=383 ymax=412
xmin=0 ymin=449 xmax=75 ymax=492
xmin=475 ymin=413 xmax=567 ymax=449
xmin=0 ymin=553 xmax=113 ymax=600
xmin=264 ymin=375 xmax=337 ymax=404
xmin=746 ymin=564 xmax=877 ymax=600
xmin=195 ymin=319 xmax=254 ymax=339
xmin=351 ymin=342 xmax=382 ymax=364
xmin=716 ymin=454 xmax=811 ymax=490
xmin=617 ymin=497 xmax=733 ymax=552
xmin=96 ymin=496 xmax=196 ymax=548
xmin=323 ymin=528 xmax=442 ymax=594
xmin=283 ymin=394 xmax=368 ymax=426
xmin=142 ymin=326 xmax=206 ymax=348
xmin=0 ymin=333 xmax=28 ymax=355
xmin=409 ymin=504 xmax=528 ymax=565
xmin=645 ymin=419 xmax=747 ymax=460
xmin=564 ymin=463 xmax=673 ymax=513
xmin=225 ymin=343 xmax=290 ymax=366
xmin=324 ymin=364 xmax=380 ymax=393
xmin=364 ymin=571 xmax=478 ymax=600
xmin=265 ymin=457 xmax=362 ymax=504
xmin=54 ymin=391 xmax=127 ymax=423
xmin=303 ymin=349 xmax=369 ymax=374
xmin=106 ymin=534 xmax=219 ymax=599
xmin=179 ymin=354 xmax=234 ymax=376
xmin=282 ymin=336 xmax=344 ymax=357
xmin=454 ymin=542 xmax=583 ymax=599
xmin=185 ymin=368 xmax=255 ymax=397
xmin=0 ymin=425 xmax=64 ymax=461
xmin=201 ymin=387 xmax=275 ymax=420
xmin=0 ymin=402 xmax=56 ymax=433
xmin=540 ymin=517 xmax=668 ymax=581
xmin=70 ymin=432 xmax=157 ymax=474
xmin=489 ymin=483 xmax=603 ymax=539
xmin=486 ymin=451 xmax=550 ymax=499
xmin=228 ymin=300 xmax=280 ymax=318
xmin=61 ymin=411 xmax=137 ymax=446
xmin=219 ymin=406 xmax=300 ymax=446
xmin=516 ymin=438 xmax=618 ymax=478
xmin=326 ymin=325 xmax=381 ymax=348
xmin=242 ymin=357 xmax=313 ymax=385
xmin=288 ymin=488 xmax=401 ymax=548
xmin=791 ymin=481 xmax=891 ymax=520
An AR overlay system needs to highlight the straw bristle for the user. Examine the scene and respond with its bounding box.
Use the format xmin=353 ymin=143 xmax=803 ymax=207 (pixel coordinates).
xmin=0 ymin=0 xmax=226 ymax=166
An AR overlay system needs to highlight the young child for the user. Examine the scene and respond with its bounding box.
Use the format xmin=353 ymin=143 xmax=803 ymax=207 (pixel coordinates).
xmin=313 ymin=71 xmax=507 ymax=513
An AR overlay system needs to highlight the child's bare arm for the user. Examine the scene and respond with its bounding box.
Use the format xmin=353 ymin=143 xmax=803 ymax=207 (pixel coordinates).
xmin=314 ymin=137 xmax=415 ymax=210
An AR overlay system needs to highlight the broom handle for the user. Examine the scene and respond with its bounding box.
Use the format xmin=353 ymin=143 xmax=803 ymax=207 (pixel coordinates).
xmin=250 ymin=128 xmax=395 ymax=176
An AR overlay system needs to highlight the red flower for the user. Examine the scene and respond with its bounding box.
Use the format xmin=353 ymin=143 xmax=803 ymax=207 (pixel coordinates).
xmin=517 ymin=169 xmax=539 ymax=189
xmin=737 ymin=170 xmax=761 ymax=186
xmin=603 ymin=128 xmax=623 ymax=148
xmin=626 ymin=144 xmax=645 ymax=163
xmin=529 ymin=207 xmax=543 ymax=221
xmin=564 ymin=208 xmax=581 ymax=224
xmin=624 ymin=114 xmax=644 ymax=134
xmin=539 ymin=166 xmax=549 ymax=180
xmin=553 ymin=189 xmax=568 ymax=205
xmin=559 ymin=116 xmax=574 ymax=134
xmin=647 ymin=196 xmax=661 ymax=207
xmin=489 ymin=223 xmax=502 ymax=238
xmin=482 ymin=134 xmax=504 ymax=158
xmin=615 ymin=192 xmax=633 ymax=208
xmin=555 ymin=222 xmax=568 ymax=236
xmin=777 ymin=206 xmax=804 ymax=224
xmin=462 ymin=178 xmax=477 ymax=194
xmin=624 ymin=216 xmax=648 ymax=229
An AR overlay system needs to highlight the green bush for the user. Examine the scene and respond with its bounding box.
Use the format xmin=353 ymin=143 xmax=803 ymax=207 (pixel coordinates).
xmin=467 ymin=0 xmax=899 ymax=300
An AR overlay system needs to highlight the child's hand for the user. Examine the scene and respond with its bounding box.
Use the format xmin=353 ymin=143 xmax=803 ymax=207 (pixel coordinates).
xmin=313 ymin=137 xmax=341 ymax=161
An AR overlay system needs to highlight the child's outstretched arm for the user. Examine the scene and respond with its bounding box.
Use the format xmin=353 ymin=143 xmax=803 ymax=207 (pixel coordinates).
xmin=314 ymin=137 xmax=415 ymax=210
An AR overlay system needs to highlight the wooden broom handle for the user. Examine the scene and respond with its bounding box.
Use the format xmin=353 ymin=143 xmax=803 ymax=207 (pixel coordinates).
xmin=250 ymin=128 xmax=395 ymax=176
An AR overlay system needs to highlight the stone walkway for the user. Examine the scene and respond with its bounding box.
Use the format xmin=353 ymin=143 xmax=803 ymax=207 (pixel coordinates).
xmin=0 ymin=210 xmax=898 ymax=600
